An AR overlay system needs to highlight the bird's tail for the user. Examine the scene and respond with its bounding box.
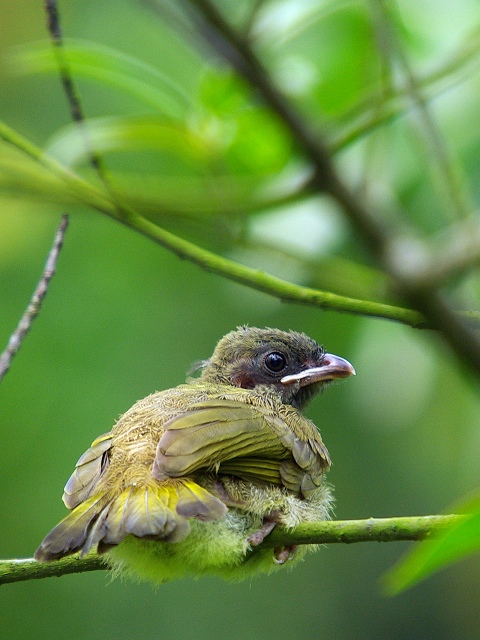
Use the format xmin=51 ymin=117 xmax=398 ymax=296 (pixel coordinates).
xmin=34 ymin=479 xmax=227 ymax=561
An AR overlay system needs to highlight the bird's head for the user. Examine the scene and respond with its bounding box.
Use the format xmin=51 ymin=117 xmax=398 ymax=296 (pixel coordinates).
xmin=199 ymin=326 xmax=355 ymax=410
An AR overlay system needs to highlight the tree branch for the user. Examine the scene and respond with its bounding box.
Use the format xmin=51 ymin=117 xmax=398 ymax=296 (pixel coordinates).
xmin=0 ymin=515 xmax=461 ymax=585
xmin=264 ymin=514 xmax=462 ymax=547
xmin=0 ymin=214 xmax=69 ymax=382
xmin=0 ymin=123 xmax=426 ymax=327
xmin=0 ymin=554 xmax=105 ymax=585
xmin=3 ymin=121 xmax=480 ymax=330
xmin=177 ymin=0 xmax=480 ymax=378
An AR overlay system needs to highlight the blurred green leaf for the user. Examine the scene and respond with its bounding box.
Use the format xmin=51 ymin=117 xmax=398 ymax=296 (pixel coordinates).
xmin=10 ymin=39 xmax=191 ymax=117
xmin=197 ymin=71 xmax=293 ymax=175
xmin=261 ymin=3 xmax=379 ymax=114
xmin=45 ymin=108 xmax=292 ymax=178
xmin=384 ymin=492 xmax=480 ymax=595
xmin=44 ymin=116 xmax=210 ymax=168
xmin=224 ymin=107 xmax=292 ymax=174
xmin=115 ymin=172 xmax=306 ymax=218
xmin=337 ymin=25 xmax=480 ymax=132
xmin=199 ymin=70 xmax=251 ymax=115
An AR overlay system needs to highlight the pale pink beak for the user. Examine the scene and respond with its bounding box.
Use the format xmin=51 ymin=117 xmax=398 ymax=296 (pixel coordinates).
xmin=280 ymin=353 xmax=355 ymax=387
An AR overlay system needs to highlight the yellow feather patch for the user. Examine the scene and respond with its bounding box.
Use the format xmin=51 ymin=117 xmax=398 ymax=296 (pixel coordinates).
xmin=35 ymin=479 xmax=227 ymax=561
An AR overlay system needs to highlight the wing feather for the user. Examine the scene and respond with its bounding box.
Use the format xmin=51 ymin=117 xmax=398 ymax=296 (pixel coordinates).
xmin=63 ymin=432 xmax=112 ymax=509
xmin=153 ymin=399 xmax=328 ymax=497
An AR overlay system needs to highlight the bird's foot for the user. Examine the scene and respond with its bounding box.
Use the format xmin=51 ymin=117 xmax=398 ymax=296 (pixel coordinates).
xmin=212 ymin=480 xmax=245 ymax=507
xmin=247 ymin=520 xmax=277 ymax=546
xmin=247 ymin=513 xmax=298 ymax=564
xmin=273 ymin=545 xmax=298 ymax=564
xmin=247 ymin=511 xmax=285 ymax=548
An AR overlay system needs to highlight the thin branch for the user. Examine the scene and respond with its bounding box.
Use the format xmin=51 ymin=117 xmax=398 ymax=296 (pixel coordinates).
xmin=387 ymin=217 xmax=480 ymax=289
xmin=44 ymin=0 xmax=112 ymax=187
xmin=0 ymin=122 xmax=426 ymax=327
xmin=0 ymin=515 xmax=461 ymax=585
xmin=338 ymin=24 xmax=480 ymax=129
xmin=0 ymin=554 xmax=105 ymax=585
xmin=241 ymin=238 xmax=396 ymax=304
xmin=0 ymin=214 xmax=69 ymax=382
xmin=0 ymin=122 xmax=115 ymax=213
xmin=264 ymin=514 xmax=462 ymax=546
xmin=117 ymin=213 xmax=430 ymax=326
xmin=242 ymin=0 xmax=268 ymax=37
xmin=3 ymin=121 xmax=480 ymax=329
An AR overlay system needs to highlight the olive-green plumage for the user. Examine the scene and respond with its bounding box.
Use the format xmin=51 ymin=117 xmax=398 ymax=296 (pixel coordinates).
xmin=35 ymin=327 xmax=354 ymax=583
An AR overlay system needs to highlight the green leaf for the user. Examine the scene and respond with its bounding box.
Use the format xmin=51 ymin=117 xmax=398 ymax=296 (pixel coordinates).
xmin=261 ymin=3 xmax=378 ymax=114
xmin=197 ymin=72 xmax=293 ymax=176
xmin=113 ymin=173 xmax=283 ymax=216
xmin=199 ymin=70 xmax=251 ymax=115
xmin=225 ymin=108 xmax=292 ymax=175
xmin=384 ymin=493 xmax=480 ymax=595
xmin=10 ymin=39 xmax=191 ymax=117
xmin=44 ymin=116 xmax=210 ymax=168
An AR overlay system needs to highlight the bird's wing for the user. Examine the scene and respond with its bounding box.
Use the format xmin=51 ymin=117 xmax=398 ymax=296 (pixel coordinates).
xmin=62 ymin=432 xmax=112 ymax=509
xmin=152 ymin=400 xmax=328 ymax=496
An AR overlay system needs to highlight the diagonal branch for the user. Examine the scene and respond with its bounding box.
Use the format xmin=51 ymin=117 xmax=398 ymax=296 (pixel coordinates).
xmin=3 ymin=121 xmax=480 ymax=330
xmin=0 ymin=214 xmax=69 ymax=382
xmin=0 ymin=515 xmax=461 ymax=585
xmin=0 ymin=122 xmax=425 ymax=327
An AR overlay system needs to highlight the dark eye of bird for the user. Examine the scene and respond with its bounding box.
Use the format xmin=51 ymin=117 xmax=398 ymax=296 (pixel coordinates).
xmin=264 ymin=351 xmax=287 ymax=373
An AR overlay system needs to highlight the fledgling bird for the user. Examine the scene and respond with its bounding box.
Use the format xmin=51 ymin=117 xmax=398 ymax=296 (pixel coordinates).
xmin=35 ymin=327 xmax=355 ymax=583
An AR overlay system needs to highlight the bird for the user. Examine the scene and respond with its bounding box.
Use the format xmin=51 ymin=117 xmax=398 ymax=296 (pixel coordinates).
xmin=35 ymin=326 xmax=355 ymax=583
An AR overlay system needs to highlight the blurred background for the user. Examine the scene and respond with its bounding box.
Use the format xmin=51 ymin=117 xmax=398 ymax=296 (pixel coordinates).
xmin=1 ymin=0 xmax=480 ymax=638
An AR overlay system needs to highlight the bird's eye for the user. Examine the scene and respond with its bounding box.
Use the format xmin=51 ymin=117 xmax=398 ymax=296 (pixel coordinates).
xmin=264 ymin=351 xmax=287 ymax=373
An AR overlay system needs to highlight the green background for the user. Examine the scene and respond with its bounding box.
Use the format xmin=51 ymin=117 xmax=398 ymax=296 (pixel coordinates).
xmin=1 ymin=1 xmax=480 ymax=638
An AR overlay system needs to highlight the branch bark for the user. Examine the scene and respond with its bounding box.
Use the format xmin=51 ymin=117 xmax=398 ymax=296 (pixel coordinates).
xmin=0 ymin=515 xmax=461 ymax=585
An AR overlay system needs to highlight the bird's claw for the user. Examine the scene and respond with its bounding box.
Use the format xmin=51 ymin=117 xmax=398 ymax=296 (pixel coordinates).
xmin=247 ymin=513 xmax=297 ymax=564
xmin=274 ymin=545 xmax=298 ymax=564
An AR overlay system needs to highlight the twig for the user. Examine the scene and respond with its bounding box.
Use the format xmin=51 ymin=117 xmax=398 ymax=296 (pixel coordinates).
xmin=44 ymin=0 xmax=111 ymax=186
xmin=122 ymin=213 xmax=430 ymax=326
xmin=0 ymin=515 xmax=461 ymax=585
xmin=387 ymin=217 xmax=480 ymax=288
xmin=337 ymin=24 xmax=480 ymax=129
xmin=264 ymin=514 xmax=462 ymax=546
xmin=0 ymin=214 xmax=69 ymax=382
